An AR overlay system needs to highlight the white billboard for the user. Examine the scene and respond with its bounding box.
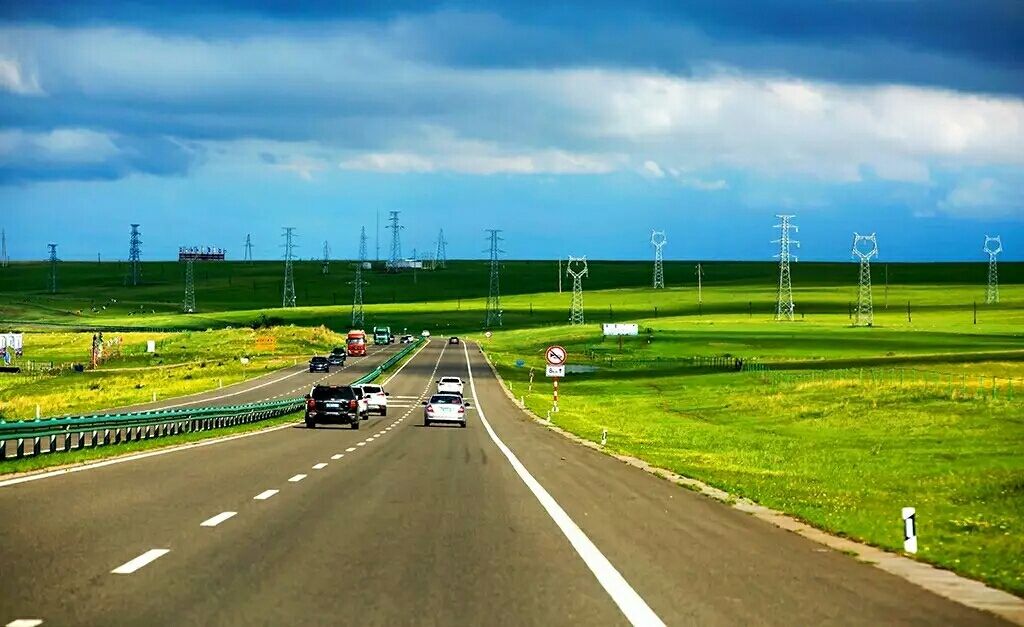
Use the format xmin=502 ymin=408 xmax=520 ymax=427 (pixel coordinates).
xmin=0 ymin=333 xmax=23 ymax=351
xmin=602 ymin=323 xmax=638 ymax=336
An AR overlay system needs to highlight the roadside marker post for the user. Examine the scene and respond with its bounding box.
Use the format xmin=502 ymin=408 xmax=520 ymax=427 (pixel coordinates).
xmin=546 ymin=345 xmax=567 ymax=413
xmin=902 ymin=507 xmax=918 ymax=554
xmin=601 ymin=429 xmax=607 ymax=446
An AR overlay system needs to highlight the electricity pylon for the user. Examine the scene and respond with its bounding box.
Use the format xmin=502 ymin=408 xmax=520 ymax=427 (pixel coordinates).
xmin=47 ymin=243 xmax=58 ymax=293
xmin=352 ymin=227 xmax=367 ymax=327
xmin=281 ymin=227 xmax=297 ymax=308
xmin=651 ymin=230 xmax=666 ymax=289
xmin=434 ymin=228 xmax=448 ymax=269
xmin=852 ymin=233 xmax=878 ymax=326
xmin=128 ymin=223 xmax=142 ymax=286
xmin=567 ymin=256 xmax=588 ymax=325
xmin=984 ymin=235 xmax=1002 ymax=304
xmin=484 ymin=229 xmax=504 ymax=328
xmin=243 ymin=234 xmax=253 ymax=263
xmin=387 ymin=210 xmax=403 ymax=270
xmin=321 ymin=240 xmax=331 ymax=275
xmin=183 ymin=258 xmax=196 ymax=313
xmin=773 ymin=215 xmax=799 ymax=320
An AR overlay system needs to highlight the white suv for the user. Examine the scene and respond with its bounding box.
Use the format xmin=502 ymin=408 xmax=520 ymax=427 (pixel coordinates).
xmin=436 ymin=376 xmax=464 ymax=396
xmin=354 ymin=384 xmax=389 ymax=416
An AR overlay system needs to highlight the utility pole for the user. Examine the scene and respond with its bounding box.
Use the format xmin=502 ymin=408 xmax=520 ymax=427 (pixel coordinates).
xmin=884 ymin=264 xmax=889 ymax=309
xmin=321 ymin=240 xmax=330 ymax=275
xmin=243 ymin=234 xmax=253 ymax=263
xmin=1 ymin=228 xmax=8 ymax=267
xmin=695 ymin=263 xmax=704 ymax=305
xmin=567 ymin=256 xmax=588 ymax=325
xmin=375 ymin=209 xmax=381 ymax=262
xmin=984 ymin=235 xmax=1002 ymax=304
xmin=773 ymin=214 xmax=799 ymax=321
xmin=558 ymin=258 xmax=562 ymax=293
xmin=651 ymin=230 xmax=666 ymax=289
xmin=281 ymin=227 xmax=297 ymax=308
xmin=387 ymin=210 xmax=403 ymax=270
xmin=47 ymin=243 xmax=58 ymax=293
xmin=435 ymin=228 xmax=448 ymax=270
xmin=484 ymin=229 xmax=504 ymax=328
xmin=352 ymin=227 xmax=367 ymax=327
xmin=852 ymin=233 xmax=878 ymax=326
xmin=128 ymin=223 xmax=142 ymax=286
xmin=183 ymin=258 xmax=196 ymax=313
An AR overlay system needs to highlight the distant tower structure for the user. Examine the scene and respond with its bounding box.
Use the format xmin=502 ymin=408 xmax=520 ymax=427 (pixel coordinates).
xmin=128 ymin=223 xmax=142 ymax=286
xmin=387 ymin=210 xmax=403 ymax=269
xmin=243 ymin=234 xmax=254 ymax=263
xmin=352 ymin=227 xmax=367 ymax=327
xmin=567 ymin=256 xmax=589 ymax=325
xmin=651 ymin=230 xmax=667 ymax=289
xmin=435 ymin=228 xmax=448 ymax=270
xmin=484 ymin=229 xmax=504 ymax=328
xmin=852 ymin=233 xmax=879 ymax=326
xmin=984 ymin=235 xmax=1002 ymax=304
xmin=47 ymin=243 xmax=58 ymax=293
xmin=321 ymin=240 xmax=331 ymax=275
xmin=281 ymin=227 xmax=297 ymax=308
xmin=183 ymin=258 xmax=196 ymax=313
xmin=773 ymin=215 xmax=799 ymax=321
xmin=375 ymin=209 xmax=381 ymax=262
xmin=1 ymin=228 xmax=8 ymax=268
xmin=695 ymin=263 xmax=704 ymax=305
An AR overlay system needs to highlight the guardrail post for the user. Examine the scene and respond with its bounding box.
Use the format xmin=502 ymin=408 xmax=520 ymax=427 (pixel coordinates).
xmin=64 ymin=432 xmax=72 ymax=452
xmin=103 ymin=429 xmax=110 ymax=446
xmin=33 ymin=437 xmax=41 ymax=456
xmin=0 ymin=440 xmax=6 ymax=461
xmin=49 ymin=434 xmax=57 ymax=454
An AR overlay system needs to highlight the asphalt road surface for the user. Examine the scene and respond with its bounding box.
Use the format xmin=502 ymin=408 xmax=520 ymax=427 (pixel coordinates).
xmin=0 ymin=340 xmax=1007 ymax=626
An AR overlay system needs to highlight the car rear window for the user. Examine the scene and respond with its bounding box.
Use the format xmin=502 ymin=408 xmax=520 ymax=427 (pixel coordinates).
xmin=311 ymin=357 xmax=328 ymax=363
xmin=430 ymin=395 xmax=462 ymax=404
xmin=440 ymin=377 xmax=460 ymax=383
xmin=312 ymin=386 xmax=356 ymax=400
xmin=331 ymin=348 xmax=345 ymax=355
xmin=362 ymin=385 xmax=381 ymax=394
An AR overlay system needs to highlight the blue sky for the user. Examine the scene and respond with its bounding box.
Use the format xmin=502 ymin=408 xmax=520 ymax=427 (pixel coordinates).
xmin=1 ymin=1 xmax=1022 ymax=261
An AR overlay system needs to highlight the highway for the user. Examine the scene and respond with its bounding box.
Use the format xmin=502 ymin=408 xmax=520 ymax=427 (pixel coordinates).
xmin=0 ymin=339 xmax=1007 ymax=626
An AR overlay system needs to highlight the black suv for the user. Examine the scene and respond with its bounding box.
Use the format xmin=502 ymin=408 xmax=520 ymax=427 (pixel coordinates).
xmin=305 ymin=385 xmax=362 ymax=429
xmin=327 ymin=347 xmax=347 ymax=367
xmin=449 ymin=336 xmax=460 ymax=345
xmin=309 ymin=356 xmax=330 ymax=373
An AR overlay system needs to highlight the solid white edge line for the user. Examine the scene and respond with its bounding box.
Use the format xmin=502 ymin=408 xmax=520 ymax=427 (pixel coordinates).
xmin=288 ymin=474 xmax=307 ymax=482
xmin=200 ymin=511 xmax=237 ymax=527
xmin=111 ymin=548 xmax=170 ymax=574
xmin=462 ymin=342 xmax=665 ymax=627
xmin=253 ymin=489 xmax=278 ymax=500
xmin=6 ymin=620 xmax=44 ymax=627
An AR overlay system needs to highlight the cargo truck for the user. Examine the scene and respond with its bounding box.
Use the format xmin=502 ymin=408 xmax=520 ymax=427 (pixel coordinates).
xmin=346 ymin=329 xmax=367 ymax=356
xmin=373 ymin=326 xmax=393 ymax=345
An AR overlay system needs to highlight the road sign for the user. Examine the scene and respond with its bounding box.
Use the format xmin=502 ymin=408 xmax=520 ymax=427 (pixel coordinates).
xmin=485 ymin=331 xmax=493 ymax=338
xmin=546 ymin=365 xmax=565 ymax=377
xmin=545 ymin=345 xmax=567 ymax=366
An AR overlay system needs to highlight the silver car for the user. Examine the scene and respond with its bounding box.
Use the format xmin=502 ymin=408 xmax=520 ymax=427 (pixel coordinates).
xmin=422 ymin=394 xmax=469 ymax=428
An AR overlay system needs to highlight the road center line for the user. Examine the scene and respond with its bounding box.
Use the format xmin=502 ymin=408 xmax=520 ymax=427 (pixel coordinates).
xmin=288 ymin=474 xmax=307 ymax=482
xmin=462 ymin=342 xmax=665 ymax=627
xmin=111 ymin=549 xmax=170 ymax=574
xmin=253 ymin=489 xmax=278 ymax=500
xmin=200 ymin=511 xmax=237 ymax=527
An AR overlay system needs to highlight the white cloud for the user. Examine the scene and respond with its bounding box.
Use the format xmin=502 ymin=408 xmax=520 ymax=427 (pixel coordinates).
xmin=678 ymin=176 xmax=728 ymax=191
xmin=640 ymin=160 xmax=665 ymax=178
xmin=938 ymin=178 xmax=1023 ymax=219
xmin=0 ymin=56 xmax=43 ymax=95
xmin=0 ymin=128 xmax=119 ymax=163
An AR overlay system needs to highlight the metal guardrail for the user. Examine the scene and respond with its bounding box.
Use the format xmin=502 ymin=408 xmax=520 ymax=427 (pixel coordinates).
xmin=0 ymin=337 xmax=425 ymax=462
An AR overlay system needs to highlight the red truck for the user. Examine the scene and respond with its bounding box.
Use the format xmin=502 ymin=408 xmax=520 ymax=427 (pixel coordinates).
xmin=346 ymin=329 xmax=367 ymax=357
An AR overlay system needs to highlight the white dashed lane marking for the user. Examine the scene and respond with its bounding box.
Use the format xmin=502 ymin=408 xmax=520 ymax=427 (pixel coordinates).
xmin=331 ymin=454 xmax=344 ymax=460
xmin=200 ymin=511 xmax=237 ymax=527
xmin=288 ymin=474 xmax=307 ymax=482
xmin=356 ymin=442 xmax=366 ymax=447
xmin=7 ymin=620 xmax=44 ymax=627
xmin=346 ymin=447 xmax=357 ymax=452
xmin=312 ymin=463 xmax=328 ymax=470
xmin=254 ymin=489 xmax=278 ymax=500
xmin=111 ymin=549 xmax=170 ymax=574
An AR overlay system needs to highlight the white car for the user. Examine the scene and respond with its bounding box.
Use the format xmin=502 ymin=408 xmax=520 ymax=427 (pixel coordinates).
xmin=421 ymin=330 xmax=431 ymax=338
xmin=436 ymin=376 xmax=464 ymax=396
xmin=350 ymin=386 xmax=372 ymax=419
xmin=354 ymin=384 xmax=389 ymax=416
xmin=422 ymin=393 xmax=469 ymax=427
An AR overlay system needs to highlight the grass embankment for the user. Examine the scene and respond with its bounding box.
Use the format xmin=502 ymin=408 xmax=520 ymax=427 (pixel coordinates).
xmin=0 ymin=326 xmax=346 ymax=420
xmin=481 ymin=318 xmax=1024 ymax=596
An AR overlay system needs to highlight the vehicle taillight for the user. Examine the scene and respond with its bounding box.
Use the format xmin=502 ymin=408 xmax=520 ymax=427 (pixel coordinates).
xmin=306 ymin=398 xmax=315 ymax=411
xmin=458 ymin=405 xmax=465 ymax=413
xmin=349 ymin=399 xmax=357 ymax=409
xmin=426 ymin=405 xmax=434 ymax=413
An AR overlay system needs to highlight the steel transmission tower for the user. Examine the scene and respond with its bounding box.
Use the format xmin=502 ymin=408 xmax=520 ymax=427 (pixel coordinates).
xmin=352 ymin=227 xmax=367 ymax=327
xmin=852 ymin=233 xmax=878 ymax=326
xmin=128 ymin=223 xmax=142 ymax=286
xmin=183 ymin=258 xmax=196 ymax=313
xmin=773 ymin=215 xmax=800 ymax=320
xmin=484 ymin=230 xmax=504 ymax=328
xmin=281 ymin=227 xmax=297 ymax=308
xmin=567 ymin=256 xmax=589 ymax=325
xmin=1 ymin=228 xmax=8 ymax=268
xmin=321 ymin=240 xmax=331 ymax=275
xmin=984 ymin=235 xmax=1002 ymax=304
xmin=243 ymin=234 xmax=253 ymax=263
xmin=651 ymin=230 xmax=667 ymax=289
xmin=387 ymin=211 xmax=403 ymax=269
xmin=47 ymin=243 xmax=58 ymax=293
xmin=435 ymin=228 xmax=448 ymax=269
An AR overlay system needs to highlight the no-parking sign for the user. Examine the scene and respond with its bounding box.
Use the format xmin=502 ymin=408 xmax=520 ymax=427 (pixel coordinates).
xmin=545 ymin=345 xmax=567 ymax=366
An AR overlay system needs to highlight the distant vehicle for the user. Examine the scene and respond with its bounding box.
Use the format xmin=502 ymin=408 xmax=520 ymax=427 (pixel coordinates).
xmin=305 ymin=384 xmax=363 ymax=429
xmin=308 ymin=356 xmax=330 ymax=373
xmin=400 ymin=334 xmax=414 ymax=344
xmin=436 ymin=376 xmax=464 ymax=396
xmin=422 ymin=393 xmax=469 ymax=427
xmin=347 ymin=329 xmax=367 ymax=356
xmin=351 ymin=386 xmax=372 ymax=419
xmin=327 ymin=347 xmax=347 ymax=367
xmin=373 ymin=326 xmax=394 ymax=345
xmin=354 ymin=383 xmax=389 ymax=416
xmin=421 ymin=330 xmax=431 ymax=338
xmin=448 ymin=336 xmax=460 ymax=345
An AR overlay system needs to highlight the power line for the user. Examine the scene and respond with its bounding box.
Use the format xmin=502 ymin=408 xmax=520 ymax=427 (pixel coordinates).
xmin=183 ymin=258 xmax=196 ymax=313
xmin=387 ymin=210 xmax=403 ymax=270
xmin=47 ymin=243 xmax=58 ymax=293
xmin=281 ymin=227 xmax=297 ymax=308
xmin=984 ymin=235 xmax=1002 ymax=304
xmin=773 ymin=214 xmax=799 ymax=321
xmin=651 ymin=230 xmax=666 ymax=289
xmin=484 ymin=229 xmax=504 ymax=328
xmin=852 ymin=232 xmax=878 ymax=327
xmin=128 ymin=223 xmax=142 ymax=286
xmin=352 ymin=226 xmax=367 ymax=327
xmin=567 ymin=256 xmax=588 ymax=325
xmin=243 ymin=234 xmax=253 ymax=263
xmin=321 ymin=240 xmax=331 ymax=275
